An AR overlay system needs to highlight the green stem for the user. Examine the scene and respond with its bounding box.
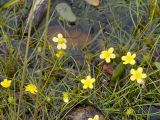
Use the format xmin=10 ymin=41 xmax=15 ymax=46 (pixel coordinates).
xmin=33 ymin=0 xmax=51 ymax=119
xmin=148 ymin=0 xmax=157 ymax=22
xmin=16 ymin=1 xmax=34 ymax=119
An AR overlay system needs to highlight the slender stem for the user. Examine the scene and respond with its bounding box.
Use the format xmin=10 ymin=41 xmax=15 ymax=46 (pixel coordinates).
xmin=16 ymin=1 xmax=34 ymax=119
xmin=149 ymin=0 xmax=157 ymax=22
xmin=33 ymin=0 xmax=51 ymax=119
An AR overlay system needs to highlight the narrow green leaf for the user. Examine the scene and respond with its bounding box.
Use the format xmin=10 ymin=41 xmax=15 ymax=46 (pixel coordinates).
xmin=144 ymin=37 xmax=153 ymax=48
xmin=0 ymin=0 xmax=19 ymax=11
xmin=155 ymin=62 xmax=160 ymax=71
xmin=111 ymin=62 xmax=125 ymax=81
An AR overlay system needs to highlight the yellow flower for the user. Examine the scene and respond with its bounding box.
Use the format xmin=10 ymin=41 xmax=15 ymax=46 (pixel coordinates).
xmin=0 ymin=79 xmax=11 ymax=88
xmin=125 ymin=107 xmax=134 ymax=116
xmin=52 ymin=33 xmax=67 ymax=50
xmin=121 ymin=52 xmax=136 ymax=65
xmin=37 ymin=47 xmax=42 ymax=52
xmin=100 ymin=47 xmax=116 ymax=63
xmin=8 ymin=96 xmax=14 ymax=104
xmin=63 ymin=92 xmax=69 ymax=103
xmin=88 ymin=115 xmax=99 ymax=120
xmin=130 ymin=67 xmax=147 ymax=84
xmin=81 ymin=75 xmax=95 ymax=89
xmin=56 ymin=50 xmax=65 ymax=58
xmin=25 ymin=84 xmax=38 ymax=94
xmin=46 ymin=96 xmax=51 ymax=102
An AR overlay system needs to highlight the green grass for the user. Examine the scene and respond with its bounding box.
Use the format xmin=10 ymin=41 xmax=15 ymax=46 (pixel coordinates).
xmin=0 ymin=0 xmax=160 ymax=119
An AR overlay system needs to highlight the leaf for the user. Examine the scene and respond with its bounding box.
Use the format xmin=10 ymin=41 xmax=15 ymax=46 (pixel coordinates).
xmin=103 ymin=64 xmax=113 ymax=75
xmin=0 ymin=0 xmax=19 ymax=11
xmin=111 ymin=62 xmax=125 ymax=81
xmin=155 ymin=62 xmax=160 ymax=71
xmin=144 ymin=36 xmax=153 ymax=48
xmin=85 ymin=0 xmax=100 ymax=6
xmin=18 ymin=0 xmax=25 ymax=4
xmin=55 ymin=3 xmax=77 ymax=22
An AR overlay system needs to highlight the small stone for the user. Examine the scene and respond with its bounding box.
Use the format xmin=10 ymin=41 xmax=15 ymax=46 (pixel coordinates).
xmin=64 ymin=104 xmax=105 ymax=120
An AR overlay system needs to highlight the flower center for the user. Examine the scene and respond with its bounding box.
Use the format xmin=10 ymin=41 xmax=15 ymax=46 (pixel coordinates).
xmin=134 ymin=71 xmax=142 ymax=79
xmin=85 ymin=79 xmax=92 ymax=86
xmin=104 ymin=51 xmax=112 ymax=58
xmin=126 ymin=56 xmax=133 ymax=62
xmin=58 ymin=38 xmax=65 ymax=44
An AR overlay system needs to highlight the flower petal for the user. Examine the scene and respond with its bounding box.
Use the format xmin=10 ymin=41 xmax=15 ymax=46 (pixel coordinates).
xmin=130 ymin=60 xmax=136 ymax=65
xmin=52 ymin=37 xmax=58 ymax=42
xmin=91 ymin=78 xmax=95 ymax=83
xmin=58 ymin=33 xmax=63 ymax=38
xmin=64 ymin=38 xmax=67 ymax=43
xmin=111 ymin=54 xmax=116 ymax=58
xmin=61 ymin=43 xmax=67 ymax=49
xmin=88 ymin=118 xmax=93 ymax=120
xmin=89 ymin=85 xmax=93 ymax=89
xmin=127 ymin=52 xmax=131 ymax=56
xmin=130 ymin=69 xmax=135 ymax=74
xmin=7 ymin=80 xmax=11 ymax=84
xmin=57 ymin=44 xmax=62 ymax=50
xmin=132 ymin=53 xmax=136 ymax=58
xmin=108 ymin=47 xmax=114 ymax=53
xmin=83 ymin=85 xmax=88 ymax=89
xmin=123 ymin=61 xmax=127 ymax=64
xmin=130 ymin=76 xmax=135 ymax=81
xmin=87 ymin=75 xmax=91 ymax=80
xmin=105 ymin=58 xmax=111 ymax=63
xmin=94 ymin=115 xmax=99 ymax=120
xmin=121 ymin=56 xmax=126 ymax=60
xmin=64 ymin=98 xmax=68 ymax=103
xmin=142 ymin=73 xmax=147 ymax=78
xmin=137 ymin=79 xmax=143 ymax=84
xmin=81 ymin=79 xmax=85 ymax=83
xmin=137 ymin=67 xmax=143 ymax=72
xmin=100 ymin=54 xmax=104 ymax=59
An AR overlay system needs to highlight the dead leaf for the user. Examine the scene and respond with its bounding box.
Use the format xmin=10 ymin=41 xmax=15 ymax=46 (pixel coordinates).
xmin=19 ymin=0 xmax=25 ymax=4
xmin=85 ymin=0 xmax=100 ymax=6
xmin=102 ymin=64 xmax=113 ymax=75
